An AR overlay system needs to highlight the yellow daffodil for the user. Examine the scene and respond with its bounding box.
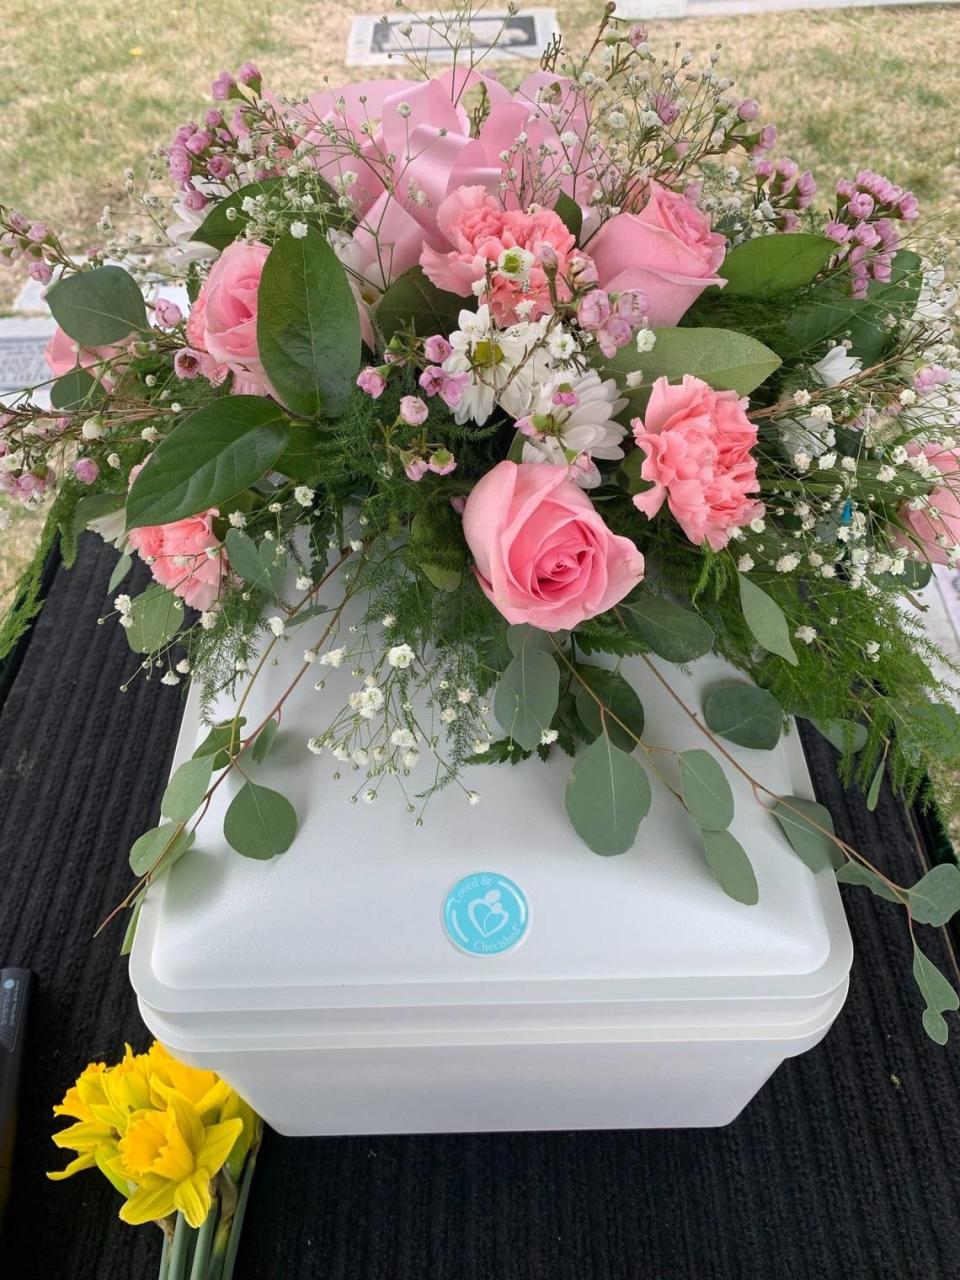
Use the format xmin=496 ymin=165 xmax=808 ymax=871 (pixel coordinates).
xmin=47 ymin=1061 xmax=117 ymax=1181
xmin=145 ymin=1042 xmax=233 ymax=1118
xmin=114 ymin=1090 xmax=243 ymax=1228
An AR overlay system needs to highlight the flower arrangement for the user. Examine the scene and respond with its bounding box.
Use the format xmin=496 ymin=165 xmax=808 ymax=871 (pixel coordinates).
xmin=3 ymin=3 xmax=960 ymax=1044
xmin=48 ymin=1041 xmax=261 ymax=1279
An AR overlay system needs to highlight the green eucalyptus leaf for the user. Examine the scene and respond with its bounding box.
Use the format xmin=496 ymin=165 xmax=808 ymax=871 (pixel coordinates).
xmin=494 ymin=649 xmax=560 ymax=753
xmin=700 ymin=829 xmax=759 ymax=905
xmin=565 ymin=736 xmax=652 ymax=856
xmin=224 ymin=781 xmax=298 ymax=859
xmin=224 ymin=529 xmax=288 ymax=598
xmin=908 ymin=864 xmax=960 ymax=927
xmin=193 ymin=717 xmax=246 ymax=771
xmin=772 ymin=796 xmax=844 ymax=872
xmin=720 ymin=232 xmax=835 ymax=298
xmin=72 ymin=491 xmax=124 ymax=539
xmin=252 ymin=718 xmax=280 ymax=764
xmin=704 ymin=684 xmax=782 ymax=750
xmin=408 ymin=506 xmax=468 ymax=592
xmin=129 ymin=823 xmax=194 ymax=877
xmin=507 ymin=624 xmax=552 ymax=658
xmin=257 ymin=228 xmax=361 ymax=417
xmin=125 ymin=397 xmax=290 ymax=529
xmin=835 ymin=860 xmax=900 ymax=902
xmin=161 ymin=755 xmax=214 ymax=823
xmin=912 ymin=943 xmax=959 ymax=1045
xmin=865 ymin=757 xmax=885 ymax=812
xmin=107 ymin=552 xmax=133 ymax=595
xmin=377 ymin=267 xmax=465 ymax=343
xmin=738 ymin=574 xmax=798 ymax=666
xmin=574 ymin=664 xmax=645 ymax=752
xmin=812 ymin=718 xmax=869 ymax=755
xmin=192 ymin=176 xmax=348 ymax=252
xmin=120 ymin=896 xmax=144 ymax=958
xmin=51 ymin=368 xmax=104 ymax=411
xmin=46 ymin=264 xmax=147 ymax=345
xmin=125 ymin=587 xmax=184 ymax=654
xmin=679 ymin=749 xmax=734 ymax=830
xmin=616 ymin=594 xmax=715 ymax=663
xmin=605 ymin=326 xmax=781 ymax=412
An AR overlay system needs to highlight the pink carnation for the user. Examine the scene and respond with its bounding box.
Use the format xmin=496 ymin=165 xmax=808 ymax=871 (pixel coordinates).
xmin=128 ymin=510 xmax=228 ymax=612
xmin=419 ymin=187 xmax=588 ymax=324
xmin=631 ymin=375 xmax=763 ymax=551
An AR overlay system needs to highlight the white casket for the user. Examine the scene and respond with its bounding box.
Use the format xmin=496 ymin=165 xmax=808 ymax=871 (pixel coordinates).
xmin=131 ymin=626 xmax=852 ymax=1135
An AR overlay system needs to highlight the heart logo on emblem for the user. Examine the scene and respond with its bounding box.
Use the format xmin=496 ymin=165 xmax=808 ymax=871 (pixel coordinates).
xmin=467 ymin=890 xmax=508 ymax=938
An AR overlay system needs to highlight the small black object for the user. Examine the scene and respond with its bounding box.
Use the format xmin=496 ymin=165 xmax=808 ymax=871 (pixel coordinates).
xmin=0 ymin=968 xmax=36 ymax=1235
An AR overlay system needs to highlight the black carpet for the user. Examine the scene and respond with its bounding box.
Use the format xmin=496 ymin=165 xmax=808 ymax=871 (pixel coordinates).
xmin=2 ymin=535 xmax=959 ymax=1280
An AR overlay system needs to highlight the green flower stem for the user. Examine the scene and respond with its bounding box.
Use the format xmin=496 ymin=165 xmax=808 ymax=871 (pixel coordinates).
xmin=158 ymin=1230 xmax=170 ymax=1280
xmin=167 ymin=1213 xmax=194 ymax=1280
xmin=218 ymin=1145 xmax=259 ymax=1280
xmin=188 ymin=1205 xmax=218 ymax=1280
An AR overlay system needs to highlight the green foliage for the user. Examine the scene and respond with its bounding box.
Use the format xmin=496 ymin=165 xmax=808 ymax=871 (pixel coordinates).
xmin=912 ymin=944 xmax=959 ymax=1045
xmin=377 ymin=267 xmax=464 ymax=343
xmin=574 ymin=663 xmax=645 ymax=751
xmin=679 ymin=749 xmax=735 ymax=830
xmin=554 ymin=192 xmax=583 ymax=241
xmin=602 ymin=326 xmax=782 ymax=414
xmin=160 ymin=756 xmax=214 ymax=823
xmin=193 ymin=717 xmax=247 ymax=771
xmin=128 ymin=823 xmax=193 ymax=877
xmin=720 ymin=232 xmax=836 ymax=298
xmin=565 ymin=735 xmax=652 ymax=856
xmin=494 ymin=642 xmax=560 ymax=753
xmin=50 ymin=368 xmax=104 ymax=411
xmin=257 ymin=228 xmax=361 ymax=417
xmin=773 ymin=796 xmax=844 ymax=872
xmin=224 ymin=529 xmax=288 ymax=599
xmin=704 ymin=683 xmax=782 ymax=750
xmin=701 ymin=829 xmax=759 ymax=905
xmin=126 ymin=398 xmax=290 ymax=528
xmin=46 ymin=264 xmax=147 ymax=345
xmin=192 ymin=175 xmax=347 ymax=251
xmin=223 ymin=781 xmax=298 ymax=859
xmin=125 ymin=586 xmax=184 ymax=654
xmin=738 ymin=574 xmax=798 ymax=666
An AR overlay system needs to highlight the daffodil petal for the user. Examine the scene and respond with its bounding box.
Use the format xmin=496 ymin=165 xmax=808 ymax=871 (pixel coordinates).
xmin=51 ymin=1120 xmax=115 ymax=1151
xmin=166 ymin=1091 xmax=206 ymax=1153
xmin=197 ymin=1118 xmax=243 ymax=1176
xmin=173 ymin=1170 xmax=212 ymax=1229
xmin=119 ymin=1181 xmax=177 ymax=1226
xmin=47 ymin=1152 xmax=96 ymax=1181
xmin=95 ymin=1146 xmax=133 ymax=1197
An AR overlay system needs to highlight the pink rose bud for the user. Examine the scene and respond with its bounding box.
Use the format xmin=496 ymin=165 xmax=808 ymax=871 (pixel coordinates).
xmin=428 ymin=448 xmax=457 ymax=476
xmin=155 ymin=299 xmax=183 ymax=328
xmin=737 ymin=99 xmax=760 ymax=122
xmin=423 ymin=334 xmax=453 ymax=363
xmin=357 ymin=367 xmax=387 ymax=398
xmin=74 ymin=458 xmax=100 ymax=485
xmin=538 ymin=243 xmax=558 ymax=271
xmin=399 ymin=395 xmax=429 ymax=426
xmin=577 ymin=289 xmax=611 ymax=331
xmin=402 ymin=453 xmax=429 ymax=482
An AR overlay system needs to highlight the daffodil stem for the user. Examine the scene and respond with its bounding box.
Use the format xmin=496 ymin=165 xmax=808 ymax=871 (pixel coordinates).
xmin=167 ymin=1213 xmax=193 ymax=1280
xmin=188 ymin=1206 xmax=217 ymax=1280
xmin=217 ymin=1144 xmax=259 ymax=1280
xmin=158 ymin=1231 xmax=170 ymax=1280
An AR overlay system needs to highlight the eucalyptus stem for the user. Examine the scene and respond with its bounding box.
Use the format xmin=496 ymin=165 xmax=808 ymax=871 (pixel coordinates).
xmin=188 ymin=1205 xmax=217 ymax=1280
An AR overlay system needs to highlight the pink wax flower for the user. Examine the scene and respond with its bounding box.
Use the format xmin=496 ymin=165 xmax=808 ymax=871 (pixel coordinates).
xmin=128 ymin=509 xmax=229 ymax=612
xmin=402 ymin=454 xmax=429 ymax=482
xmin=28 ymin=260 xmax=53 ymax=284
xmin=186 ymin=240 xmax=273 ymax=396
xmin=631 ymin=375 xmax=764 ymax=551
xmin=168 ymin=146 xmax=192 ymax=183
xmin=894 ymin=446 xmax=960 ymax=566
xmin=462 ymin=460 xmax=645 ymax=631
xmin=174 ymin=348 xmax=203 ymax=380
xmin=73 ymin=458 xmax=99 ymax=485
xmin=418 ymin=366 xmax=447 ymax=397
xmin=577 ymin=290 xmax=611 ymax=331
xmin=423 ymin=334 xmax=453 ymax=363
xmin=419 ymin=186 xmax=586 ymax=324
xmin=399 ymin=395 xmax=429 ymax=426
xmin=588 ymin=183 xmax=726 ymax=328
xmin=438 ymin=372 xmax=469 ymax=409
xmin=154 ymin=299 xmax=183 ymax=329
xmin=211 ymin=71 xmax=236 ymax=101
xmin=428 ymin=448 xmax=457 ymax=475
xmin=914 ymin=365 xmax=953 ymax=394
xmin=357 ymin=367 xmax=387 ymax=398
xmin=737 ymin=98 xmax=760 ymax=122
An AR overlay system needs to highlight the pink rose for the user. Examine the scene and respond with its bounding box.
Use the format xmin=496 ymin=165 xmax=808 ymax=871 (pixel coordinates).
xmin=631 ymin=375 xmax=763 ymax=551
xmin=462 ymin=460 xmax=645 ymax=631
xmin=44 ymin=326 xmax=127 ymax=388
xmin=420 ymin=187 xmax=590 ymax=324
xmin=127 ymin=509 xmax=228 ymax=612
xmin=588 ymin=183 xmax=726 ymax=328
xmin=187 ymin=241 xmax=273 ymax=396
xmin=894 ymin=446 xmax=960 ymax=566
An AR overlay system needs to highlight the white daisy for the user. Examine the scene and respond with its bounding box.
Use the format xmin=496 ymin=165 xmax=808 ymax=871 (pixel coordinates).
xmin=520 ymin=369 xmax=628 ymax=488
xmin=442 ymin=306 xmax=551 ymax=425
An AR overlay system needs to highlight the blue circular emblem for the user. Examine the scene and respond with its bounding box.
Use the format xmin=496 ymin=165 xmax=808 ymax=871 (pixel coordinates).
xmin=442 ymin=872 xmax=529 ymax=957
